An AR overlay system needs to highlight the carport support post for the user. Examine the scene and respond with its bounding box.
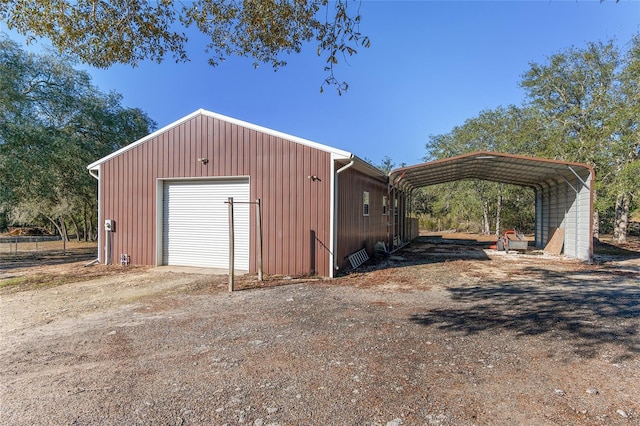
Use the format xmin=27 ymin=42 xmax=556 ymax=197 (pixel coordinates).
xmin=228 ymin=197 xmax=234 ymax=292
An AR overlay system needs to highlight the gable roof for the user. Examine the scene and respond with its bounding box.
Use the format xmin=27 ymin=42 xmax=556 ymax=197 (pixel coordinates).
xmin=389 ymin=151 xmax=594 ymax=191
xmin=87 ymin=108 xmax=358 ymax=170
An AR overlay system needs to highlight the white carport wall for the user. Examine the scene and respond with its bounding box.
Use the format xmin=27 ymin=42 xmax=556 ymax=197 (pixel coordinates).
xmin=534 ymin=166 xmax=593 ymax=260
xmin=389 ymin=151 xmax=595 ymax=261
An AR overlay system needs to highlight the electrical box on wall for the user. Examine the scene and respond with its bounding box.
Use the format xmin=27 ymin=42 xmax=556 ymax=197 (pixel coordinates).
xmin=104 ymin=219 xmax=115 ymax=232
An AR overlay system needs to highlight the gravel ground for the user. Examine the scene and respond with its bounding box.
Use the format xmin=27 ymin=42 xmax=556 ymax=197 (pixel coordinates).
xmin=1 ymin=238 xmax=639 ymax=425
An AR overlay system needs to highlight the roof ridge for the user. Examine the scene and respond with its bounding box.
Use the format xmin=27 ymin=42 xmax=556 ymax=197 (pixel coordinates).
xmin=87 ymin=109 xmax=353 ymax=170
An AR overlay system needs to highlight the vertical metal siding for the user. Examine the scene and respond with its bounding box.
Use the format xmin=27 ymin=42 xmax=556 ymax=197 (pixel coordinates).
xmin=100 ymin=114 xmax=332 ymax=276
xmin=535 ymin=173 xmax=592 ymax=261
xmin=336 ymin=167 xmax=388 ymax=271
xmin=564 ymin=179 xmax=578 ymax=258
xmin=577 ymin=173 xmax=592 ymax=259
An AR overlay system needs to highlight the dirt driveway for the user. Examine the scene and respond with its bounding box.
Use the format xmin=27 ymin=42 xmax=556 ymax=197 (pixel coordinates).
xmin=1 ymin=237 xmax=639 ymax=425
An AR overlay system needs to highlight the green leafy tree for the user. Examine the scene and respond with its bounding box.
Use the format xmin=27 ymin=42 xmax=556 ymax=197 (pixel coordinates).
xmin=376 ymin=156 xmax=396 ymax=175
xmin=426 ymin=106 xmax=544 ymax=160
xmin=609 ymin=36 xmax=640 ymax=242
xmin=0 ymin=0 xmax=370 ymax=93
xmin=423 ymin=37 xmax=639 ymax=241
xmin=0 ymin=35 xmax=155 ymax=239
xmin=424 ymin=106 xmax=541 ymax=235
xmin=521 ymin=38 xmax=639 ymax=240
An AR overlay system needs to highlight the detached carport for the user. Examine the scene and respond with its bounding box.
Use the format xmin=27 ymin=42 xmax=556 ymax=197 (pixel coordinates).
xmin=389 ymin=151 xmax=594 ymax=261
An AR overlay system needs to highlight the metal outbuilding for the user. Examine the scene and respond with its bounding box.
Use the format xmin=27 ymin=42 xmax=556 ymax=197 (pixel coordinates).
xmin=389 ymin=151 xmax=594 ymax=261
xmin=88 ymin=110 xmax=594 ymax=277
xmin=87 ymin=109 xmax=389 ymax=278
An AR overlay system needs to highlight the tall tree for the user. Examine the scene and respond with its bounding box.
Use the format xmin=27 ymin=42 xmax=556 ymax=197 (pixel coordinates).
xmin=521 ymin=38 xmax=639 ymax=240
xmin=0 ymin=0 xmax=370 ymax=93
xmin=425 ymin=106 xmax=544 ymax=159
xmin=0 ymin=36 xmax=155 ymax=239
xmin=422 ymin=37 xmax=639 ymax=240
xmin=424 ymin=106 xmax=541 ymax=235
xmin=610 ymin=35 xmax=640 ymax=242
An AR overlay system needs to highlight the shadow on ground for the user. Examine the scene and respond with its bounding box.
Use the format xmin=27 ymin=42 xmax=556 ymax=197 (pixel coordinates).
xmin=365 ymin=235 xmax=640 ymax=274
xmin=410 ymin=266 xmax=640 ymax=360
xmin=594 ymin=239 xmax=640 ymax=263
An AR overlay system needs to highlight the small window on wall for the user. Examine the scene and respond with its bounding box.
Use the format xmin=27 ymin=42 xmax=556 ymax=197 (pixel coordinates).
xmin=383 ymin=196 xmax=388 ymax=215
xmin=363 ymin=191 xmax=370 ymax=216
xmin=394 ymin=198 xmax=398 ymax=216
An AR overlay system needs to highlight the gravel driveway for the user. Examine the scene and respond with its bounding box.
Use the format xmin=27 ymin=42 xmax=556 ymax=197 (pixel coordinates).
xmin=1 ymin=240 xmax=639 ymax=425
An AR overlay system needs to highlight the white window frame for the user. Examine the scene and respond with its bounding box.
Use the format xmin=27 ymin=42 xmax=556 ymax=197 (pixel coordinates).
xmin=363 ymin=191 xmax=370 ymax=216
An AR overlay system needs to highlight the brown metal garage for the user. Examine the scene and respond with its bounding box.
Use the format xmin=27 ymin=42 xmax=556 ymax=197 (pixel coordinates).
xmin=88 ymin=109 xmax=389 ymax=278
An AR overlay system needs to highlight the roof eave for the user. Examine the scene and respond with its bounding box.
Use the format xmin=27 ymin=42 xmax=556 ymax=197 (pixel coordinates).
xmin=86 ymin=109 xmax=205 ymax=170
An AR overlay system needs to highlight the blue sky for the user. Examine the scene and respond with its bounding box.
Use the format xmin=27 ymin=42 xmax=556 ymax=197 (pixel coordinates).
xmin=3 ymin=1 xmax=639 ymax=167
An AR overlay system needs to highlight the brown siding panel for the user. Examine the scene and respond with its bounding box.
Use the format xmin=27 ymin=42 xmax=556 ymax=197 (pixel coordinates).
xmin=336 ymin=167 xmax=388 ymax=271
xmin=100 ymin=114 xmax=332 ymax=276
xmin=303 ymin=146 xmax=311 ymax=274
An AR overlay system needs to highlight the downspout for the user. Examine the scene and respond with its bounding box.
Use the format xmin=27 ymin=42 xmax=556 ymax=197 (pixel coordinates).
xmin=532 ymin=184 xmax=542 ymax=249
xmin=88 ymin=167 xmax=101 ymax=265
xmin=331 ymin=159 xmax=355 ymax=277
xmin=409 ymin=188 xmax=415 ymax=240
xmin=391 ymin=188 xmax=396 ymax=250
xmin=388 ymin=172 xmax=405 ymax=251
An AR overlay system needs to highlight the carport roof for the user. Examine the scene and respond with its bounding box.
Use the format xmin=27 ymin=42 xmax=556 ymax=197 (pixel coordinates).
xmin=389 ymin=151 xmax=594 ymax=191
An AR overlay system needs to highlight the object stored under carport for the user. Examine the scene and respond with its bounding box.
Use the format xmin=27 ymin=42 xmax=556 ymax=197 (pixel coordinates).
xmin=544 ymin=227 xmax=565 ymax=255
xmin=497 ymin=230 xmax=528 ymax=253
xmin=348 ymin=248 xmax=370 ymax=269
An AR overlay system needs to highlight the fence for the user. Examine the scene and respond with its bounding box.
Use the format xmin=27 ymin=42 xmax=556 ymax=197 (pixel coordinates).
xmin=0 ymin=236 xmax=67 ymax=255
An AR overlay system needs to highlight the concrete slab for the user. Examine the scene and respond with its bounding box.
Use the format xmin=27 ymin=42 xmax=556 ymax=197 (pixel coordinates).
xmin=152 ymin=266 xmax=248 ymax=275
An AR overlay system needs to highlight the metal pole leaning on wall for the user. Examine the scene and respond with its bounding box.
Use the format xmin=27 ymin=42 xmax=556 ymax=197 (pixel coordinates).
xmin=256 ymin=198 xmax=263 ymax=282
xmin=228 ymin=197 xmax=235 ymax=292
xmin=105 ymin=231 xmax=111 ymax=265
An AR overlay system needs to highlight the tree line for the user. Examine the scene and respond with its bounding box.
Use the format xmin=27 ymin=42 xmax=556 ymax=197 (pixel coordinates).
xmin=2 ymin=2 xmax=637 ymax=244
xmin=1 ymin=33 xmax=638 ymax=244
xmin=0 ymin=36 xmax=155 ymax=240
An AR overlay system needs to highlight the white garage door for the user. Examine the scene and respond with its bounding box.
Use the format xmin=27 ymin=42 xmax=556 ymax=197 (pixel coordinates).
xmin=162 ymin=179 xmax=250 ymax=269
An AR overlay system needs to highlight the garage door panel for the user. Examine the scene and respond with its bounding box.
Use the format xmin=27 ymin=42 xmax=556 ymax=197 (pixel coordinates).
xmin=162 ymin=179 xmax=250 ymax=269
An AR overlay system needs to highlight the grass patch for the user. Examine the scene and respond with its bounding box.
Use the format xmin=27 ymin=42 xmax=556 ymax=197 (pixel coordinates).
xmin=0 ymin=265 xmax=150 ymax=295
xmin=0 ymin=274 xmax=74 ymax=294
xmin=0 ymin=276 xmax=29 ymax=289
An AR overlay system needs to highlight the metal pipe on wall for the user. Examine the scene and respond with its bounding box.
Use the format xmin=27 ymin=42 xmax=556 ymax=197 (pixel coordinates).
xmin=256 ymin=198 xmax=263 ymax=281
